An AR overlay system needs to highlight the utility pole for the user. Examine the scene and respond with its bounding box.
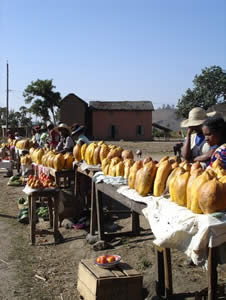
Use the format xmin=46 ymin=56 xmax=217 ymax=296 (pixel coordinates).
xmin=6 ymin=61 xmax=9 ymax=130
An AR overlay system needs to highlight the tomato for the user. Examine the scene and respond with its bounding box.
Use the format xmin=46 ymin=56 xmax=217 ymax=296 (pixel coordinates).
xmin=96 ymin=255 xmax=107 ymax=264
xmin=106 ymin=256 xmax=115 ymax=263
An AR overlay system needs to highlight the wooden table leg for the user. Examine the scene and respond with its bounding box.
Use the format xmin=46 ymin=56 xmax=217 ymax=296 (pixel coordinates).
xmin=48 ymin=197 xmax=53 ymax=228
xmin=28 ymin=195 xmax=31 ymax=226
xmin=55 ymin=173 xmax=60 ymax=188
xmin=74 ymin=167 xmax=79 ymax=198
xmin=30 ymin=196 xmax=36 ymax=245
xmin=163 ymin=248 xmax=173 ymax=299
xmin=95 ymin=187 xmax=104 ymax=240
xmin=208 ymin=247 xmax=218 ymax=300
xmin=155 ymin=248 xmax=165 ymax=297
xmin=90 ymin=181 xmax=97 ymax=235
xmin=53 ymin=196 xmax=59 ymax=239
xmin=131 ymin=211 xmax=140 ymax=235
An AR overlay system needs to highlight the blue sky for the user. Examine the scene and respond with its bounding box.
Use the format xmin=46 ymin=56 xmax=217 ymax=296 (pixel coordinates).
xmin=1 ymin=0 xmax=226 ymax=111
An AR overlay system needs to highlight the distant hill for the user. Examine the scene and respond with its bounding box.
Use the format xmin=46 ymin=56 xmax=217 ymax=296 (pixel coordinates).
xmin=152 ymin=108 xmax=183 ymax=131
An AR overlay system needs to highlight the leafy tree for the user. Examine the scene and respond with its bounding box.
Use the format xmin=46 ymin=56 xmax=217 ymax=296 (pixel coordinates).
xmin=23 ymin=79 xmax=61 ymax=123
xmin=19 ymin=106 xmax=32 ymax=127
xmin=176 ymin=66 xmax=226 ymax=117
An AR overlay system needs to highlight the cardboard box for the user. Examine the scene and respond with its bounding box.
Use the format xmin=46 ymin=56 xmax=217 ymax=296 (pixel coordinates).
xmin=77 ymin=259 xmax=143 ymax=300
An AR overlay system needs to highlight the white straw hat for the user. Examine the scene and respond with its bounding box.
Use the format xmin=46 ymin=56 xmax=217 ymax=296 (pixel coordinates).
xmin=181 ymin=107 xmax=208 ymax=128
xmin=56 ymin=123 xmax=71 ymax=134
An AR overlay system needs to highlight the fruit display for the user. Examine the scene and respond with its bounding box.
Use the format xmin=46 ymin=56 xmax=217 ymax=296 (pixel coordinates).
xmin=15 ymin=139 xmax=34 ymax=150
xmin=20 ymin=154 xmax=32 ymax=165
xmin=27 ymin=173 xmax=56 ymax=189
xmin=95 ymin=255 xmax=121 ymax=268
xmin=30 ymin=148 xmax=74 ymax=171
xmin=28 ymin=139 xmax=225 ymax=215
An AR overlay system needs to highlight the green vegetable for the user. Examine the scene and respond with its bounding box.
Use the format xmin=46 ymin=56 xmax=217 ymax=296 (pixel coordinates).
xmin=9 ymin=175 xmax=21 ymax=182
xmin=37 ymin=206 xmax=49 ymax=218
xmin=18 ymin=197 xmax=26 ymax=204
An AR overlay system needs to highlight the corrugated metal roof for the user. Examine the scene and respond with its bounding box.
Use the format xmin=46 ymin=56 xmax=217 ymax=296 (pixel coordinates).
xmin=89 ymin=101 xmax=154 ymax=111
xmin=152 ymin=122 xmax=172 ymax=132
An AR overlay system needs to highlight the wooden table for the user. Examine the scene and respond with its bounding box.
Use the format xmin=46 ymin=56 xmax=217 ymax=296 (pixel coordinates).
xmin=93 ymin=183 xmax=225 ymax=300
xmin=74 ymin=163 xmax=101 ymax=235
xmin=32 ymin=163 xmax=74 ymax=188
xmin=25 ymin=188 xmax=62 ymax=245
xmin=155 ymin=246 xmax=222 ymax=300
xmin=94 ymin=182 xmax=147 ymax=240
xmin=49 ymin=168 xmax=74 ymax=188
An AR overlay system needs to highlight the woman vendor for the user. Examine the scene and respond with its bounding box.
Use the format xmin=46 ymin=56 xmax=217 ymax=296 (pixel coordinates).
xmin=56 ymin=123 xmax=74 ymax=154
xmin=180 ymin=107 xmax=215 ymax=167
xmin=202 ymin=116 xmax=226 ymax=169
xmin=47 ymin=123 xmax=60 ymax=149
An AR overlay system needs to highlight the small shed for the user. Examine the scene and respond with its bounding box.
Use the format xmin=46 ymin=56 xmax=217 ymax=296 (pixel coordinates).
xmin=59 ymin=93 xmax=89 ymax=127
xmin=152 ymin=122 xmax=173 ymax=140
xmin=90 ymin=101 xmax=154 ymax=141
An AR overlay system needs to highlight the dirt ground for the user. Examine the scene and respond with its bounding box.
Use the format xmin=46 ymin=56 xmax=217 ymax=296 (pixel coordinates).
xmin=0 ymin=141 xmax=225 ymax=300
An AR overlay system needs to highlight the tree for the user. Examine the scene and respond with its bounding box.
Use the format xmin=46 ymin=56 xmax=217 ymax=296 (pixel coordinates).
xmin=23 ymin=79 xmax=61 ymax=123
xmin=176 ymin=66 xmax=226 ymax=117
xmin=19 ymin=106 xmax=32 ymax=127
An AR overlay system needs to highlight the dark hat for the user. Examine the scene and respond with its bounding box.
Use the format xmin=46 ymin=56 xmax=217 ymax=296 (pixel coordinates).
xmin=71 ymin=125 xmax=85 ymax=136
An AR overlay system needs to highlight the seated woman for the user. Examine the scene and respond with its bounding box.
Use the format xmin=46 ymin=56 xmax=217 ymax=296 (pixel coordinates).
xmin=56 ymin=123 xmax=74 ymax=154
xmin=181 ymin=107 xmax=214 ymax=167
xmin=202 ymin=116 xmax=226 ymax=169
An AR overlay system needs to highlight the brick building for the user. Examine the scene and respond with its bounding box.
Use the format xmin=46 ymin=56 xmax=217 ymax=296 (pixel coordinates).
xmin=89 ymin=101 xmax=154 ymax=141
xmin=59 ymin=93 xmax=89 ymax=127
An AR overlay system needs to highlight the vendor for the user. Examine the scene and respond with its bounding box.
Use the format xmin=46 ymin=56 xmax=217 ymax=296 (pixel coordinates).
xmin=56 ymin=123 xmax=74 ymax=154
xmin=47 ymin=123 xmax=60 ymax=149
xmin=180 ymin=107 xmax=214 ymax=166
xmin=32 ymin=126 xmax=41 ymax=146
xmin=40 ymin=125 xmax=49 ymax=147
xmin=202 ymin=116 xmax=226 ymax=169
xmin=15 ymin=131 xmax=23 ymax=141
xmin=71 ymin=124 xmax=90 ymax=146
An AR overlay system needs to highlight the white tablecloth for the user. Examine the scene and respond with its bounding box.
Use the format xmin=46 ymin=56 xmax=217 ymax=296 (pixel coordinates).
xmin=117 ymin=185 xmax=226 ymax=266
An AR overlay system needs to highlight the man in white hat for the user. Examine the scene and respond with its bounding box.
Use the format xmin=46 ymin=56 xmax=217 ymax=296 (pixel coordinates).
xmin=181 ymin=107 xmax=214 ymax=165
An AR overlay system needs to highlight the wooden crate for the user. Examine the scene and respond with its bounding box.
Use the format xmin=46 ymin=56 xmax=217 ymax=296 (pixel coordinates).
xmin=77 ymin=259 xmax=143 ymax=300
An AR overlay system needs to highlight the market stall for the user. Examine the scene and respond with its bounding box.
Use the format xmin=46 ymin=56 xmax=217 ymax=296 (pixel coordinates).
xmin=23 ymin=184 xmax=63 ymax=245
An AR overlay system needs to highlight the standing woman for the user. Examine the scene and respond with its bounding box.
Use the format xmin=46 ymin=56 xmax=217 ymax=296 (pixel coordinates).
xmin=202 ymin=116 xmax=226 ymax=169
xmin=56 ymin=123 xmax=74 ymax=154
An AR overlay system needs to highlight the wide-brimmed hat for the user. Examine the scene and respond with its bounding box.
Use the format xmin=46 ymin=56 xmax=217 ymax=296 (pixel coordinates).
xmin=57 ymin=123 xmax=71 ymax=134
xmin=181 ymin=107 xmax=208 ymax=128
xmin=71 ymin=125 xmax=85 ymax=136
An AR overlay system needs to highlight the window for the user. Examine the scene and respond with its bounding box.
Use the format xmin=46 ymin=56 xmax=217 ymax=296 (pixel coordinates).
xmin=110 ymin=125 xmax=116 ymax=139
xmin=136 ymin=125 xmax=144 ymax=136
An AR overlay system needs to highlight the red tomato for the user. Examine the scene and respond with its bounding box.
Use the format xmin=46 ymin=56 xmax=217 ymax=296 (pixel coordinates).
xmin=106 ymin=256 xmax=115 ymax=263
xmin=96 ymin=255 xmax=107 ymax=264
